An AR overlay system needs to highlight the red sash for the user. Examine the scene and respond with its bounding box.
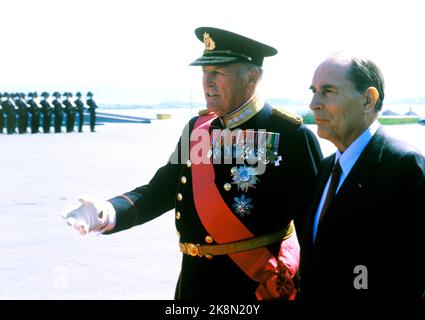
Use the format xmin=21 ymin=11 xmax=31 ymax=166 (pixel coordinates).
xmin=190 ymin=114 xmax=299 ymax=300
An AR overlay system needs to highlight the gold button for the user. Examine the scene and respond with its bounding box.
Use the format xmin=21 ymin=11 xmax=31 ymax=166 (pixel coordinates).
xmin=180 ymin=176 xmax=187 ymax=184
xmin=177 ymin=193 xmax=183 ymax=201
xmin=176 ymin=231 xmax=180 ymax=238
xmin=205 ymin=235 xmax=214 ymax=244
xmin=176 ymin=211 xmax=181 ymax=220
xmin=186 ymin=160 xmax=192 ymax=167
xmin=223 ymin=183 xmax=232 ymax=191
xmin=205 ymin=255 xmax=213 ymax=260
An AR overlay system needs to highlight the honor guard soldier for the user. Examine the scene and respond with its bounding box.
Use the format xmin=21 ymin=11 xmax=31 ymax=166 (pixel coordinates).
xmin=74 ymin=92 xmax=85 ymax=132
xmin=16 ymin=93 xmax=29 ymax=134
xmin=63 ymin=92 xmax=75 ymax=132
xmin=2 ymin=92 xmax=17 ymax=134
xmin=52 ymin=92 xmax=63 ymax=133
xmin=0 ymin=93 xmax=4 ymax=133
xmin=63 ymin=27 xmax=323 ymax=300
xmin=86 ymin=91 xmax=97 ymax=132
xmin=27 ymin=92 xmax=41 ymax=134
xmin=40 ymin=92 xmax=53 ymax=133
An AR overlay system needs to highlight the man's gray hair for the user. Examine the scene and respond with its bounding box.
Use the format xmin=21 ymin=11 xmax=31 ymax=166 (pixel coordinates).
xmin=237 ymin=62 xmax=263 ymax=83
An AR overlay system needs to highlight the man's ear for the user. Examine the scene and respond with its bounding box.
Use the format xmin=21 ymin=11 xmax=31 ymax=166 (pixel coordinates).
xmin=364 ymin=87 xmax=379 ymax=112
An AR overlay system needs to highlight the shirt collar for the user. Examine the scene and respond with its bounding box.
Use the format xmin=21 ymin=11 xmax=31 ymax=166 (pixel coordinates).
xmin=335 ymin=120 xmax=380 ymax=175
xmin=220 ymin=94 xmax=265 ymax=128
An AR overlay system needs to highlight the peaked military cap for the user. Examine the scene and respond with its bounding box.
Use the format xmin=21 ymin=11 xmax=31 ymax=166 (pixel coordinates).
xmin=53 ymin=92 xmax=61 ymax=98
xmin=28 ymin=92 xmax=34 ymax=98
xmin=87 ymin=91 xmax=93 ymax=97
xmin=190 ymin=27 xmax=277 ymax=67
xmin=41 ymin=92 xmax=49 ymax=98
xmin=76 ymin=92 xmax=82 ymax=97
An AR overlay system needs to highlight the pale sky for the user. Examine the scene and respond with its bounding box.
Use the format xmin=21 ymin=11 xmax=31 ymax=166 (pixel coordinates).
xmin=1 ymin=0 xmax=424 ymax=105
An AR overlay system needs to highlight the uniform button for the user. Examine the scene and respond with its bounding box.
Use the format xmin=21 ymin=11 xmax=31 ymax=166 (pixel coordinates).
xmin=176 ymin=231 xmax=180 ymax=238
xmin=186 ymin=160 xmax=192 ymax=167
xmin=175 ymin=211 xmax=181 ymax=220
xmin=223 ymin=183 xmax=232 ymax=191
xmin=177 ymin=193 xmax=183 ymax=201
xmin=180 ymin=176 xmax=187 ymax=184
xmin=205 ymin=235 xmax=214 ymax=244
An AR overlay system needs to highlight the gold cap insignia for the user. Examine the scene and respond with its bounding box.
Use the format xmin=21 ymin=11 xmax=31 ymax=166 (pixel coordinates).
xmin=203 ymin=32 xmax=216 ymax=52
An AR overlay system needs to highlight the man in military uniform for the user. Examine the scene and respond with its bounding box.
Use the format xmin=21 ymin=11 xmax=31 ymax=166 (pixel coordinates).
xmin=0 ymin=93 xmax=4 ymax=134
xmin=27 ymin=92 xmax=41 ymax=134
xmin=40 ymin=92 xmax=53 ymax=133
xmin=2 ymin=92 xmax=17 ymax=134
xmin=63 ymin=92 xmax=75 ymax=133
xmin=86 ymin=92 xmax=97 ymax=132
xmin=16 ymin=93 xmax=29 ymax=134
xmin=52 ymin=92 xmax=63 ymax=133
xmin=63 ymin=27 xmax=323 ymax=300
xmin=74 ymin=92 xmax=85 ymax=132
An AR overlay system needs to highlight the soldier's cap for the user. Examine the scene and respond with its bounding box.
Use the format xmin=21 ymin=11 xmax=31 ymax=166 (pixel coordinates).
xmin=41 ymin=92 xmax=49 ymax=98
xmin=28 ymin=92 xmax=34 ymax=98
xmin=87 ymin=91 xmax=93 ymax=97
xmin=3 ymin=92 xmax=10 ymax=98
xmin=53 ymin=92 xmax=61 ymax=97
xmin=189 ymin=27 xmax=277 ymax=67
xmin=68 ymin=92 xmax=73 ymax=97
xmin=76 ymin=92 xmax=82 ymax=97
xmin=63 ymin=92 xmax=69 ymax=97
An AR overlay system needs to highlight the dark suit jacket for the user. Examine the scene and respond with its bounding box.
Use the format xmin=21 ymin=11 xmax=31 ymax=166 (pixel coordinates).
xmin=300 ymin=127 xmax=425 ymax=300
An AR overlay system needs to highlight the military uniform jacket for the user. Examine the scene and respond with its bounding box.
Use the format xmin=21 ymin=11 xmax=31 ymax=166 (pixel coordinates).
xmin=299 ymin=128 xmax=425 ymax=300
xmin=107 ymin=101 xmax=323 ymax=300
xmin=40 ymin=100 xmax=53 ymax=117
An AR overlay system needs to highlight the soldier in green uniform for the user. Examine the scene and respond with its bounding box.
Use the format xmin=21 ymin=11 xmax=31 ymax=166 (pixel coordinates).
xmin=0 ymin=93 xmax=4 ymax=134
xmin=63 ymin=92 xmax=75 ymax=133
xmin=27 ymin=92 xmax=41 ymax=134
xmin=16 ymin=93 xmax=29 ymax=134
xmin=2 ymin=92 xmax=17 ymax=134
xmin=86 ymin=92 xmax=97 ymax=132
xmin=40 ymin=92 xmax=53 ymax=133
xmin=52 ymin=92 xmax=63 ymax=133
xmin=74 ymin=92 xmax=85 ymax=132
xmin=63 ymin=27 xmax=323 ymax=300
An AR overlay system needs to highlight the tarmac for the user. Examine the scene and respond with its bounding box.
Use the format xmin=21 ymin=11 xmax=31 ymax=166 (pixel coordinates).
xmin=0 ymin=110 xmax=424 ymax=299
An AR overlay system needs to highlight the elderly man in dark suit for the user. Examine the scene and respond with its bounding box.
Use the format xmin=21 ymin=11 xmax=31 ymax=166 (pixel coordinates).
xmin=299 ymin=53 xmax=425 ymax=300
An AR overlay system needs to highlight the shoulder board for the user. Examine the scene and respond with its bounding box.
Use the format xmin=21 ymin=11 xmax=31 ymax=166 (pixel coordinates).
xmin=198 ymin=108 xmax=210 ymax=116
xmin=271 ymin=107 xmax=303 ymax=126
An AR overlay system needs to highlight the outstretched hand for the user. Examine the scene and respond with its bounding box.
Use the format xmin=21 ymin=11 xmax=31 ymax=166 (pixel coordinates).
xmin=62 ymin=196 xmax=110 ymax=235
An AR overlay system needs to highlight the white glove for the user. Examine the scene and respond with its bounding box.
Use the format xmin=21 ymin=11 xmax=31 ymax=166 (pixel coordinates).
xmin=62 ymin=196 xmax=116 ymax=235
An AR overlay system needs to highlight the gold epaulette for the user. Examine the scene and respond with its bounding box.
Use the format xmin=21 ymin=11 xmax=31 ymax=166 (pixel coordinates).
xmin=271 ymin=107 xmax=303 ymax=126
xmin=198 ymin=108 xmax=210 ymax=116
